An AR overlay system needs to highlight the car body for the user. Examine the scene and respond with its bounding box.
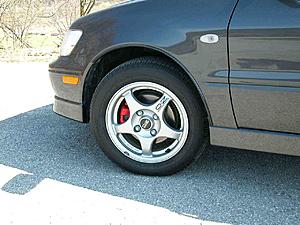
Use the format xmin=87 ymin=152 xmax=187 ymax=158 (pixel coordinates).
xmin=49 ymin=0 xmax=300 ymax=174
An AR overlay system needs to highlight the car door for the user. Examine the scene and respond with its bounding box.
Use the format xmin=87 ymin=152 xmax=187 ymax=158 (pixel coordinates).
xmin=228 ymin=0 xmax=300 ymax=134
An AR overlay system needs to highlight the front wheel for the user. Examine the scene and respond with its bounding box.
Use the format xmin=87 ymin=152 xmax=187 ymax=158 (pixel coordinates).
xmin=90 ymin=57 xmax=207 ymax=175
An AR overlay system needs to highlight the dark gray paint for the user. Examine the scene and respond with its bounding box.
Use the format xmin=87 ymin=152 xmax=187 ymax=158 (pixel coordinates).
xmin=50 ymin=0 xmax=239 ymax=128
xmin=54 ymin=96 xmax=83 ymax=122
xmin=230 ymin=85 xmax=300 ymax=134
xmin=229 ymin=0 xmax=300 ymax=133
xmin=49 ymin=0 xmax=300 ymax=156
xmin=49 ymin=72 xmax=82 ymax=103
xmin=210 ymin=127 xmax=300 ymax=156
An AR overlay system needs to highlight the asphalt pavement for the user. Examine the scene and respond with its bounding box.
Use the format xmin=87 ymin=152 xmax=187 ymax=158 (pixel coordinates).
xmin=0 ymin=63 xmax=299 ymax=225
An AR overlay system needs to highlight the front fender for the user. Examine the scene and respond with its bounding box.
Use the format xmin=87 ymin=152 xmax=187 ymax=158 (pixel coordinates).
xmin=50 ymin=0 xmax=238 ymax=128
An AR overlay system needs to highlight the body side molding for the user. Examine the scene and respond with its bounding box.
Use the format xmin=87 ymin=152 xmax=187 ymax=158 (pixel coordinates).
xmin=210 ymin=127 xmax=300 ymax=156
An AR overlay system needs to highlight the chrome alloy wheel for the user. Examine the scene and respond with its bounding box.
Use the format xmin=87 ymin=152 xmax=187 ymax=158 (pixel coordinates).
xmin=105 ymin=82 xmax=189 ymax=163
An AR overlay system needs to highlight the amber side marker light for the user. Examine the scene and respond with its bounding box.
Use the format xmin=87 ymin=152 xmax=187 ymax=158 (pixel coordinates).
xmin=62 ymin=76 xmax=80 ymax=85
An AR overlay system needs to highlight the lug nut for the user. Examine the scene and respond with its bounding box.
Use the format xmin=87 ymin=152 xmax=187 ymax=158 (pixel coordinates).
xmin=136 ymin=110 xmax=144 ymax=116
xmin=153 ymin=114 xmax=159 ymax=120
xmin=150 ymin=129 xmax=157 ymax=136
xmin=134 ymin=125 xmax=141 ymax=132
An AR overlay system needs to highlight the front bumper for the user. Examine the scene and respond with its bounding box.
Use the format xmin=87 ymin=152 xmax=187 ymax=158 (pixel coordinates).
xmin=49 ymin=70 xmax=84 ymax=122
xmin=53 ymin=96 xmax=83 ymax=122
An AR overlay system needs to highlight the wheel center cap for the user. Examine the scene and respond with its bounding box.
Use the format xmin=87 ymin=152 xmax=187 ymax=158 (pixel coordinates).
xmin=140 ymin=117 xmax=153 ymax=130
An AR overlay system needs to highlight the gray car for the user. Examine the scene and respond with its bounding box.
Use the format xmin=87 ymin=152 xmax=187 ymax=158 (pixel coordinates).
xmin=49 ymin=0 xmax=300 ymax=175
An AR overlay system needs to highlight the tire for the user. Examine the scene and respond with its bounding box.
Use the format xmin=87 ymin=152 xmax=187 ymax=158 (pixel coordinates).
xmin=90 ymin=57 xmax=207 ymax=175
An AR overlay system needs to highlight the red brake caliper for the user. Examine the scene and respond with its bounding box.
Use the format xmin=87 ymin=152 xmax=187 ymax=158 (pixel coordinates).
xmin=119 ymin=102 xmax=130 ymax=124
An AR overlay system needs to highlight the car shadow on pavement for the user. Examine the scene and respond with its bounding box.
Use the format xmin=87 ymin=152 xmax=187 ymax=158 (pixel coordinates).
xmin=0 ymin=105 xmax=299 ymax=225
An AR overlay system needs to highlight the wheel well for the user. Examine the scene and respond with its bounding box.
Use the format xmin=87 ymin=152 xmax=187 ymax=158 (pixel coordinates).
xmin=83 ymin=46 xmax=209 ymax=135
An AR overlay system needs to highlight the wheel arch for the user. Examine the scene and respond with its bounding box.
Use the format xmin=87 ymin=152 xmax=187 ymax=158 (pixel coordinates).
xmin=82 ymin=43 xmax=212 ymax=126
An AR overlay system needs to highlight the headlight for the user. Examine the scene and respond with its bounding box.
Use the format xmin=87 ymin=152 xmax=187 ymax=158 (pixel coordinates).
xmin=60 ymin=30 xmax=83 ymax=56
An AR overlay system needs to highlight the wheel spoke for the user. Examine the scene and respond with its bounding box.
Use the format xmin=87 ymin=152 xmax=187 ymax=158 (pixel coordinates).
xmin=159 ymin=122 xmax=182 ymax=140
xmin=123 ymin=90 xmax=143 ymax=114
xmin=150 ymin=93 xmax=172 ymax=116
xmin=106 ymin=81 xmax=189 ymax=164
xmin=114 ymin=121 xmax=133 ymax=134
xmin=138 ymin=137 xmax=154 ymax=156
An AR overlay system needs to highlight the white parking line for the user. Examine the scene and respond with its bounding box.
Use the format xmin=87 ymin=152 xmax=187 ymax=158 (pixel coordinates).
xmin=0 ymin=164 xmax=233 ymax=225
xmin=0 ymin=164 xmax=30 ymax=187
xmin=0 ymin=63 xmax=54 ymax=121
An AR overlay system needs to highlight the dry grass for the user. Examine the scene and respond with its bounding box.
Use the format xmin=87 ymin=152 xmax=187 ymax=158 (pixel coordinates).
xmin=0 ymin=0 xmax=127 ymax=63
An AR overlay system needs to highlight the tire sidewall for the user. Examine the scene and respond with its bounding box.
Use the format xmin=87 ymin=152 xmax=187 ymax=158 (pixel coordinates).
xmin=91 ymin=60 xmax=205 ymax=175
